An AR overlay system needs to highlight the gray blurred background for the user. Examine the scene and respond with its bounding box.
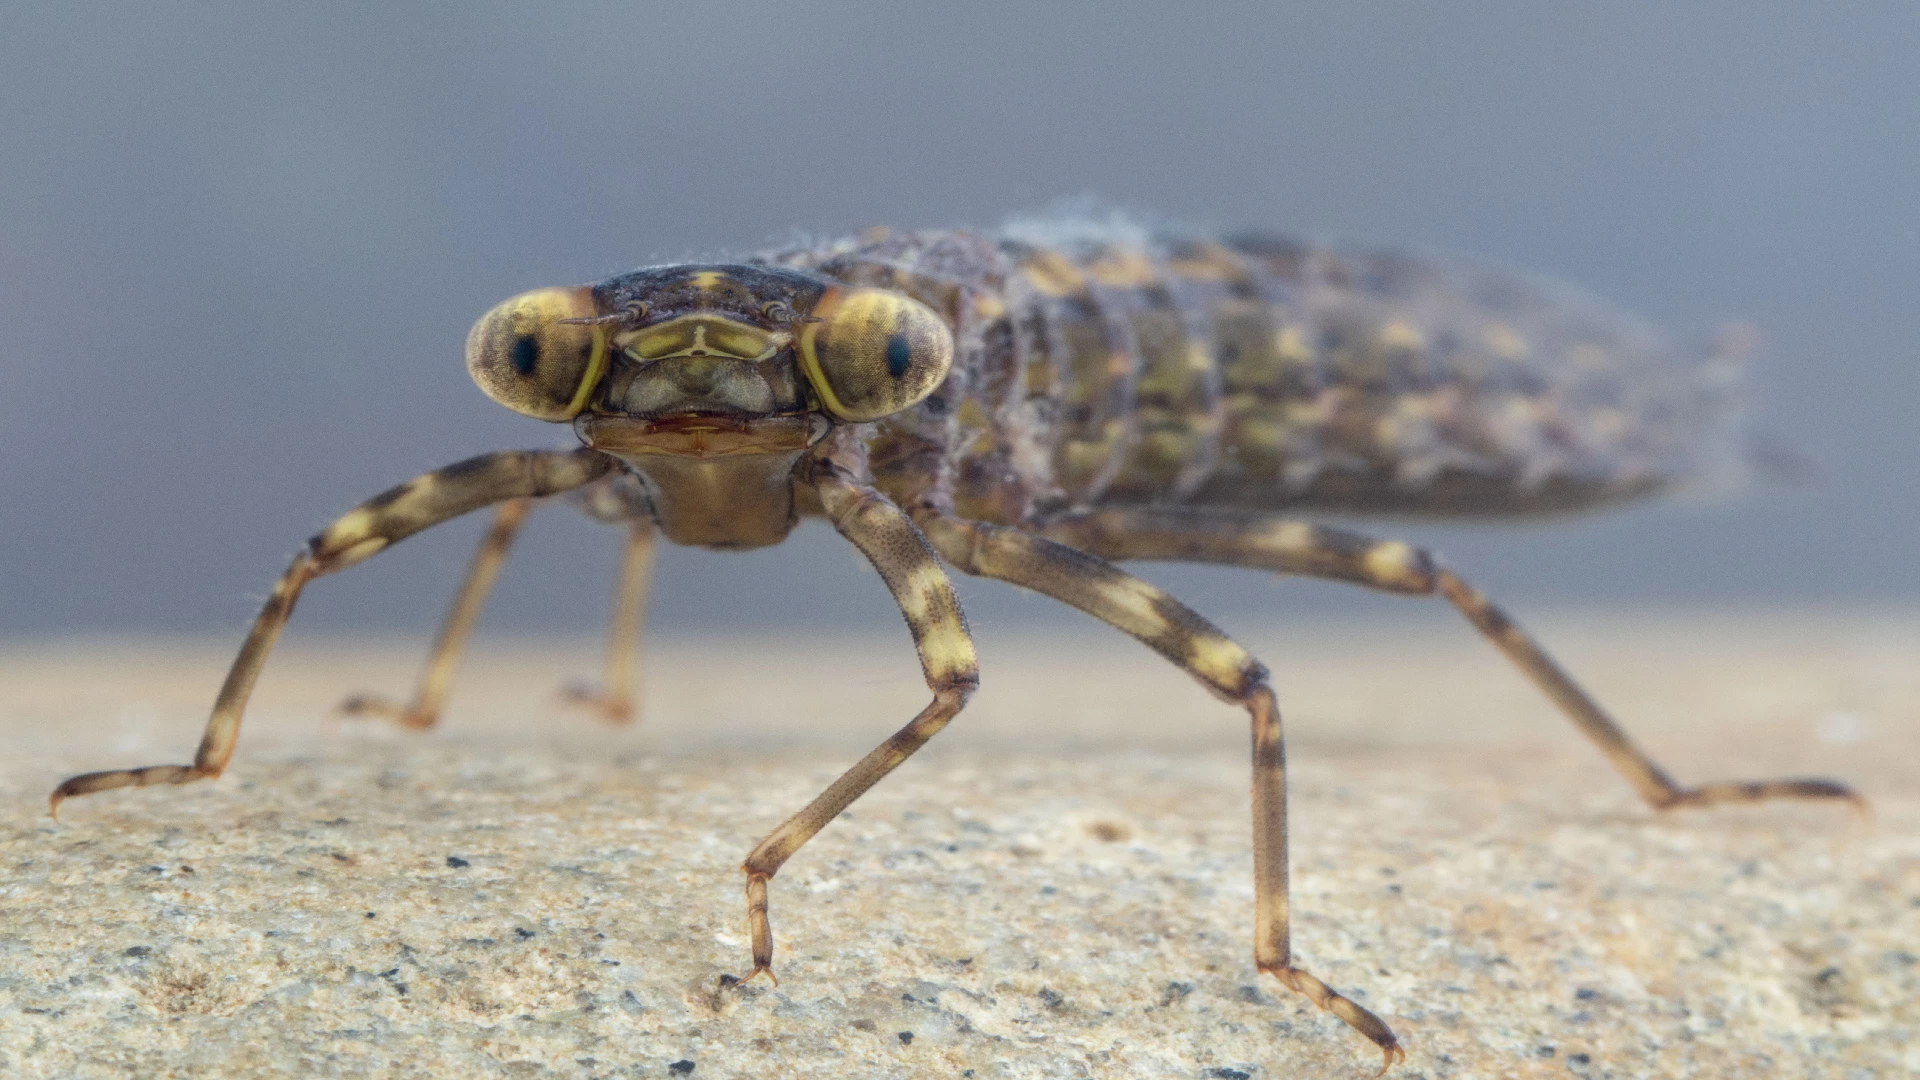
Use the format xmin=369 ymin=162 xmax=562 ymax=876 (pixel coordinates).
xmin=3 ymin=2 xmax=1915 ymax=639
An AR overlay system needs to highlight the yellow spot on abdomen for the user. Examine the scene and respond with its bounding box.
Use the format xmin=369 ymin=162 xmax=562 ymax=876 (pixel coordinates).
xmin=1379 ymin=321 xmax=1425 ymax=352
xmin=1086 ymin=249 xmax=1156 ymax=288
xmin=1274 ymin=326 xmax=1311 ymax=364
xmin=1166 ymin=244 xmax=1247 ymax=282
xmin=955 ymin=397 xmax=991 ymax=430
xmin=1023 ymin=253 xmax=1086 ymax=297
xmin=1484 ymin=323 xmax=1526 ymax=360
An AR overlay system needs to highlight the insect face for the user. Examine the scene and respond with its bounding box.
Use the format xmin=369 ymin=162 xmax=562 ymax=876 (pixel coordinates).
xmin=469 ymin=265 xmax=956 ymax=457
xmin=601 ymin=303 xmax=809 ymax=422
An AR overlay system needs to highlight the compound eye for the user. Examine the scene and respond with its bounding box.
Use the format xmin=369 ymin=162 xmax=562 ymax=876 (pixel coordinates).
xmin=465 ymin=287 xmax=608 ymax=421
xmin=797 ymin=288 xmax=954 ymax=422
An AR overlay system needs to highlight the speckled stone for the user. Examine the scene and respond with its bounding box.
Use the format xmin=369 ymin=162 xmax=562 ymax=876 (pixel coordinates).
xmin=2 ymin=610 xmax=1916 ymax=1078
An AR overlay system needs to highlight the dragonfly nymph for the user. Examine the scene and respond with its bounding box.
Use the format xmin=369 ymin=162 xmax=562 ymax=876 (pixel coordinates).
xmin=51 ymin=214 xmax=1861 ymax=1070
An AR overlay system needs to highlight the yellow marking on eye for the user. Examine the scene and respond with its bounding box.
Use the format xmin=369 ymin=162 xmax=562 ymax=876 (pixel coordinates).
xmin=563 ymin=326 xmax=609 ymax=418
xmin=1485 ymin=323 xmax=1526 ymax=359
xmin=1379 ymin=321 xmax=1425 ymax=352
xmin=466 ymin=286 xmax=603 ymax=422
xmin=689 ymin=270 xmax=727 ymax=291
xmin=795 ymin=286 xmax=954 ymax=422
xmin=796 ymin=322 xmax=853 ymax=419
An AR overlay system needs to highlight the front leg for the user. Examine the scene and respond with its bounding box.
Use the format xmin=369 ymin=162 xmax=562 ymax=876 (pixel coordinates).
xmin=50 ymin=448 xmax=614 ymax=816
xmin=736 ymin=467 xmax=979 ymax=985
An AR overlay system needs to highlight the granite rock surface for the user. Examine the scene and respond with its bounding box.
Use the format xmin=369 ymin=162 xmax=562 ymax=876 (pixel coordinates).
xmin=2 ymin=610 xmax=1916 ymax=1078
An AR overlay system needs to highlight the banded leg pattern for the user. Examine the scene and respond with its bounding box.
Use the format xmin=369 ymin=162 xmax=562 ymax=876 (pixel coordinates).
xmin=338 ymin=497 xmax=534 ymax=729
xmin=736 ymin=469 xmax=979 ymax=985
xmin=50 ymin=448 xmax=614 ymax=816
xmin=917 ymin=510 xmax=1403 ymax=1070
xmin=1042 ymin=508 xmax=1862 ymax=813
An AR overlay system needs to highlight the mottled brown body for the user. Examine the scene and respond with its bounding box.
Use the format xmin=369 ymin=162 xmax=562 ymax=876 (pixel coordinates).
xmin=763 ymin=219 xmax=1737 ymax=526
xmin=48 ymin=212 xmax=1850 ymax=1075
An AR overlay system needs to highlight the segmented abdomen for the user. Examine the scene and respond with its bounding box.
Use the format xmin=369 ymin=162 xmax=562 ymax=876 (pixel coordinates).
xmin=762 ymin=216 xmax=1743 ymax=526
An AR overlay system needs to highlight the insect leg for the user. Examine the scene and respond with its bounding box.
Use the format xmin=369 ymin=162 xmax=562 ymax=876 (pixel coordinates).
xmin=560 ymin=520 xmax=656 ymax=725
xmin=1041 ymin=510 xmax=1862 ymax=813
xmin=737 ymin=473 xmax=978 ymax=986
xmin=915 ymin=511 xmax=1402 ymax=1072
xmin=337 ymin=498 xmax=534 ymax=729
xmin=49 ymin=448 xmax=614 ymax=817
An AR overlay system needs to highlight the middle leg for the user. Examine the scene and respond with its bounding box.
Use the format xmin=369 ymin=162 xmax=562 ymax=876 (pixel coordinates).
xmin=915 ymin=510 xmax=1403 ymax=1070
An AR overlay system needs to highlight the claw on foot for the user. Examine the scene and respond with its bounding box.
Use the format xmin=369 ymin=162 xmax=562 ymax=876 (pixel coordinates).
xmin=1263 ymin=963 xmax=1404 ymax=1073
xmin=735 ymin=963 xmax=778 ymax=989
xmin=49 ymin=763 xmax=212 ymax=821
xmin=335 ymin=693 xmax=437 ymax=731
xmin=559 ymin=681 xmax=636 ymax=726
xmin=1657 ymin=777 xmax=1868 ymax=818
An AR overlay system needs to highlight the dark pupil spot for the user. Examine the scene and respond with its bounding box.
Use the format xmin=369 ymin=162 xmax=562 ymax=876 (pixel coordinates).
xmin=884 ymin=334 xmax=912 ymax=378
xmin=510 ymin=335 xmax=540 ymax=377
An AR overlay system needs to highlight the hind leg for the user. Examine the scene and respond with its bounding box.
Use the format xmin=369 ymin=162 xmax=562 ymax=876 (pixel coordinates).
xmin=560 ymin=521 xmax=656 ymax=725
xmin=1040 ymin=509 xmax=1861 ymax=812
xmin=338 ymin=498 xmax=533 ymax=730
